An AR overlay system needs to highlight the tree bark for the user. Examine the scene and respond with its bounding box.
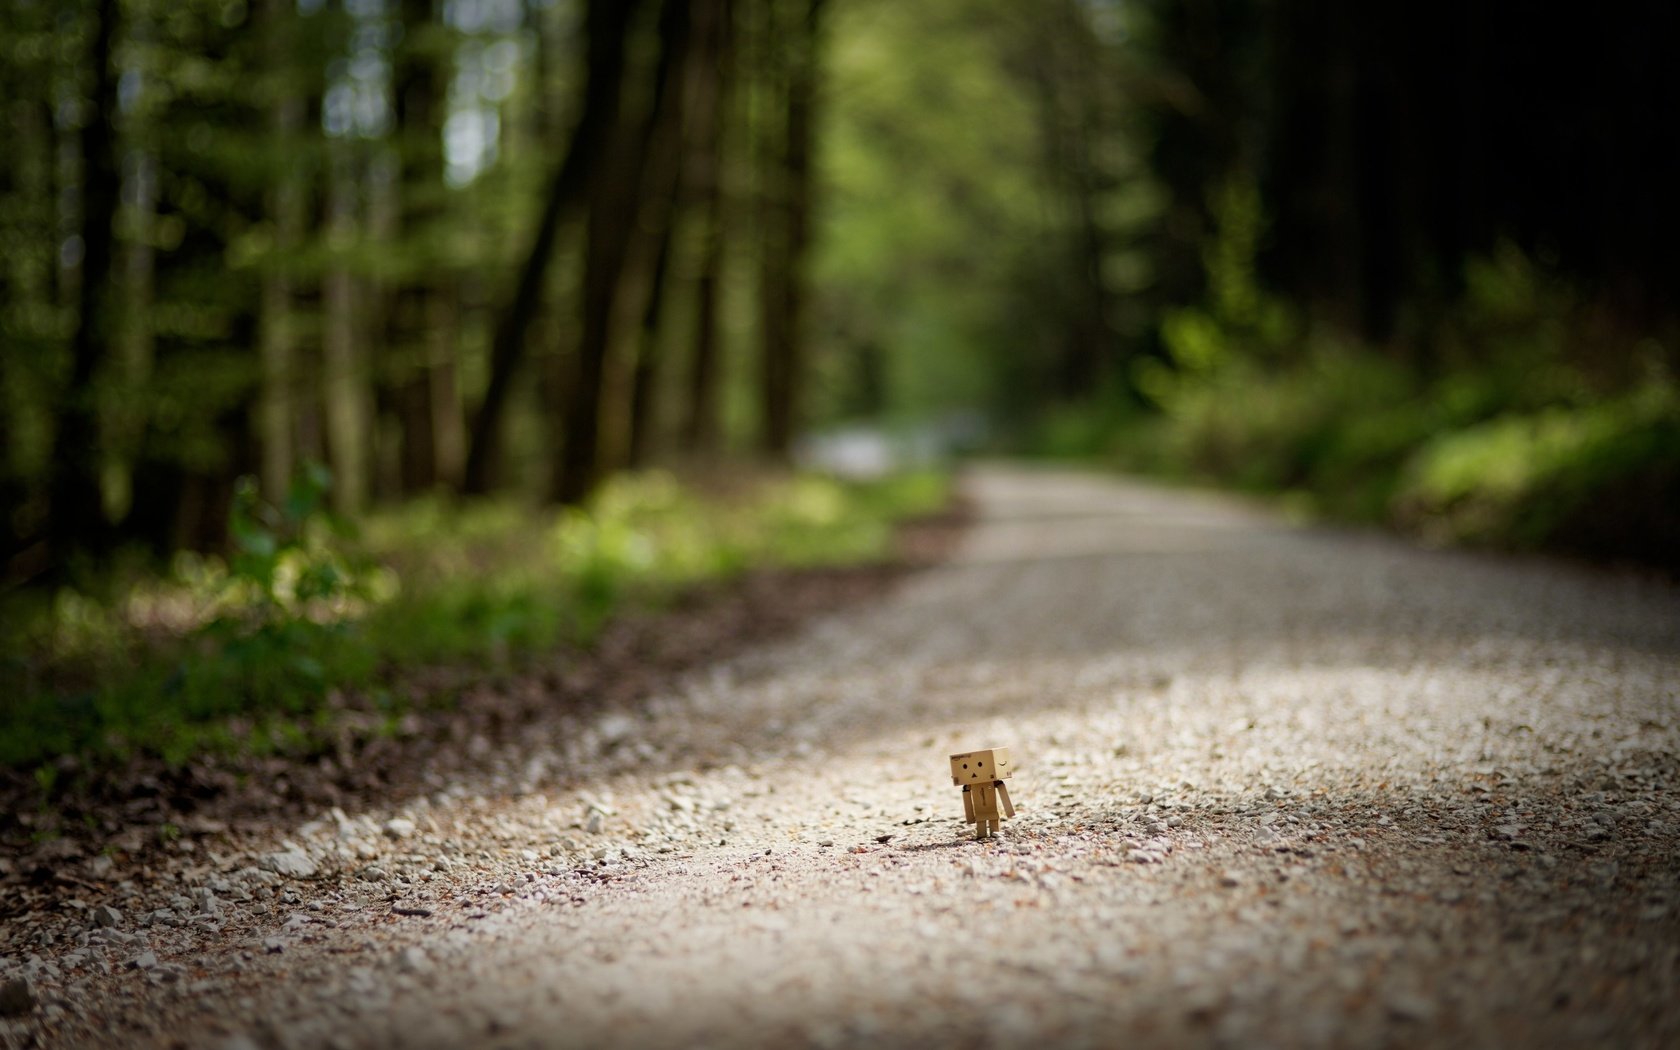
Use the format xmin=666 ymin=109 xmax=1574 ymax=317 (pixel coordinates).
xmin=49 ymin=0 xmax=120 ymax=561
xmin=461 ymin=0 xmax=643 ymax=495
xmin=758 ymin=0 xmax=824 ymax=460
xmin=554 ymin=0 xmax=693 ymax=504
xmin=388 ymin=0 xmax=448 ymax=494
xmin=682 ymin=0 xmax=733 ymax=452
xmin=323 ymin=148 xmax=369 ymax=515
xmin=428 ymin=284 xmax=464 ymax=485
xmin=257 ymin=0 xmax=303 ymax=501
xmin=625 ymin=0 xmax=718 ymax=469
xmin=120 ymin=3 xmax=261 ymax=556
xmin=626 ymin=222 xmax=676 ymax=468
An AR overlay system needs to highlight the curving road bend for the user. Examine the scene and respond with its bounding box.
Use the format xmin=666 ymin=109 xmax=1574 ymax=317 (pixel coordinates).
xmin=7 ymin=465 xmax=1679 ymax=1049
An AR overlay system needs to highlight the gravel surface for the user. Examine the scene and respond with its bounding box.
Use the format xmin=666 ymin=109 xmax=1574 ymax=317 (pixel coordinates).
xmin=3 ymin=465 xmax=1678 ymax=1049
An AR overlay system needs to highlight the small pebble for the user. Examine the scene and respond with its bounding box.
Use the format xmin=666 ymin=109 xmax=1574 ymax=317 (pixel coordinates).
xmin=261 ymin=849 xmax=319 ymax=879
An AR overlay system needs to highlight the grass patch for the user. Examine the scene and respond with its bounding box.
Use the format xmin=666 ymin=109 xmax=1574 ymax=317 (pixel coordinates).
xmin=0 ymin=469 xmax=950 ymax=772
xmin=1084 ymin=233 xmax=1680 ymax=565
xmin=1109 ymin=351 xmax=1680 ymax=562
xmin=1393 ymin=382 xmax=1680 ymax=551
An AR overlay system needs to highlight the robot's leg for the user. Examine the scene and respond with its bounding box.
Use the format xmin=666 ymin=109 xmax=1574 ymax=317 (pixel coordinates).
xmin=974 ymin=783 xmax=996 ymax=840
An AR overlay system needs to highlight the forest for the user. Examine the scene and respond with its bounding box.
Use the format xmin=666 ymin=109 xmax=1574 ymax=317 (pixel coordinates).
xmin=5 ymin=6 xmax=1680 ymax=1043
xmin=3 ymin=0 xmax=1679 ymax=764
xmin=6 ymin=0 xmax=1680 ymax=569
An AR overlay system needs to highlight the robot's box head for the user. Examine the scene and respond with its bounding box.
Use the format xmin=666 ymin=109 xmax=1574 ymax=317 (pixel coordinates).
xmin=950 ymin=747 xmax=1012 ymax=786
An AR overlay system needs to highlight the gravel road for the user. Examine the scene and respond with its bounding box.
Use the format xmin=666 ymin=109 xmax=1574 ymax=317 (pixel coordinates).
xmin=4 ymin=465 xmax=1679 ymax=1049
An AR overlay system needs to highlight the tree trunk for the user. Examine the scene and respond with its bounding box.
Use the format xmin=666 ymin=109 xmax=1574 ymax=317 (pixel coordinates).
xmin=395 ymin=368 xmax=437 ymax=493
xmin=388 ymin=0 xmax=447 ymax=495
xmin=257 ymin=0 xmax=303 ymax=501
xmin=428 ymin=283 xmax=464 ymax=486
xmin=49 ymin=0 xmax=120 ymax=561
xmin=554 ymin=0 xmax=693 ymax=505
xmin=110 ymin=147 xmax=158 ymax=527
xmin=0 ymin=38 xmax=56 ymax=562
xmin=624 ymin=0 xmax=714 ymax=470
xmin=120 ymin=3 xmax=261 ymax=557
xmin=323 ymin=148 xmax=369 ymax=515
xmin=758 ymin=0 xmax=823 ymax=460
xmin=462 ymin=0 xmax=644 ymax=495
xmin=682 ymin=0 xmax=733 ymax=452
xmin=626 ymin=224 xmax=676 ymax=468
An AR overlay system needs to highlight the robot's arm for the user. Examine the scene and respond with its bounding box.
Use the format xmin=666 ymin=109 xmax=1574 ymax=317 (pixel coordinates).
xmin=961 ymin=784 xmax=976 ymax=823
xmin=995 ymin=781 xmax=1015 ymax=818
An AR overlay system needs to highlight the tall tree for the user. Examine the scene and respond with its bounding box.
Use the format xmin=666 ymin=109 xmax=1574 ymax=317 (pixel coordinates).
xmin=322 ymin=146 xmax=370 ymax=515
xmin=681 ymin=0 xmax=733 ymax=453
xmin=0 ymin=0 xmax=64 ymax=565
xmin=625 ymin=220 xmax=676 ymax=469
xmin=626 ymin=0 xmax=716 ymax=469
xmin=48 ymin=0 xmax=120 ymax=562
xmin=386 ymin=0 xmax=457 ymax=494
xmin=553 ymin=0 xmax=692 ymax=504
xmin=461 ymin=0 xmax=643 ymax=495
xmin=256 ymin=0 xmax=305 ymax=501
xmin=757 ymin=0 xmax=824 ymax=459
xmin=124 ymin=0 xmax=266 ymax=554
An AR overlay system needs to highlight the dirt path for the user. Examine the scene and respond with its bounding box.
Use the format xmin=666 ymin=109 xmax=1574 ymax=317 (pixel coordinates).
xmin=5 ymin=466 xmax=1679 ymax=1049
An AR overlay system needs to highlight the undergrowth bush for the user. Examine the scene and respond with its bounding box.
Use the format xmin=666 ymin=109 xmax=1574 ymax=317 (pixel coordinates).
xmin=0 ymin=468 xmax=950 ymax=771
xmin=1127 ymin=352 xmax=1431 ymax=520
xmin=1097 ymin=206 xmax=1680 ymax=560
xmin=1116 ymin=336 xmax=1678 ymax=555
xmin=1395 ymin=380 xmax=1680 ymax=549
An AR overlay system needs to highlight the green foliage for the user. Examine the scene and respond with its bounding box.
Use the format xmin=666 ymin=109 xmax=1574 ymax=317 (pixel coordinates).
xmin=1020 ymin=391 xmax=1139 ymax=461
xmin=1116 ymin=237 xmax=1680 ymax=554
xmin=1124 ymin=351 xmax=1425 ymax=516
xmin=222 ymin=463 xmax=393 ymax=620
xmin=815 ymin=0 xmax=1130 ymax=424
xmin=0 ymin=469 xmax=951 ymax=770
xmin=1133 ymin=176 xmax=1298 ymax=414
xmin=551 ymin=469 xmax=947 ymax=636
xmin=553 ymin=473 xmax=731 ymax=635
xmin=753 ymin=474 xmax=891 ymax=566
xmin=1396 ymin=380 xmax=1680 ymax=548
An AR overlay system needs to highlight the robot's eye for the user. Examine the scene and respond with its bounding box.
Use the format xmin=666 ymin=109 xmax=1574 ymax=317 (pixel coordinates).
xmin=978 ymin=760 xmax=985 ymax=766
xmin=962 ymin=763 xmax=968 ymax=769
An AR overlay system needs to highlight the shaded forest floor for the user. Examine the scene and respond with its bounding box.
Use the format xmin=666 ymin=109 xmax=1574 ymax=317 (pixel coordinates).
xmin=0 ymin=498 xmax=970 ymax=895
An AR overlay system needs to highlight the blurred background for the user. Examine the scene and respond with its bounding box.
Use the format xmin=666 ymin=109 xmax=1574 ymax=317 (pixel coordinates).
xmin=3 ymin=0 xmax=1679 ymax=575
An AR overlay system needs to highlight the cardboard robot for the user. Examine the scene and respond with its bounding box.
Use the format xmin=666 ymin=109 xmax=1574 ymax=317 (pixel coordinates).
xmin=950 ymin=746 xmax=1015 ymax=839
